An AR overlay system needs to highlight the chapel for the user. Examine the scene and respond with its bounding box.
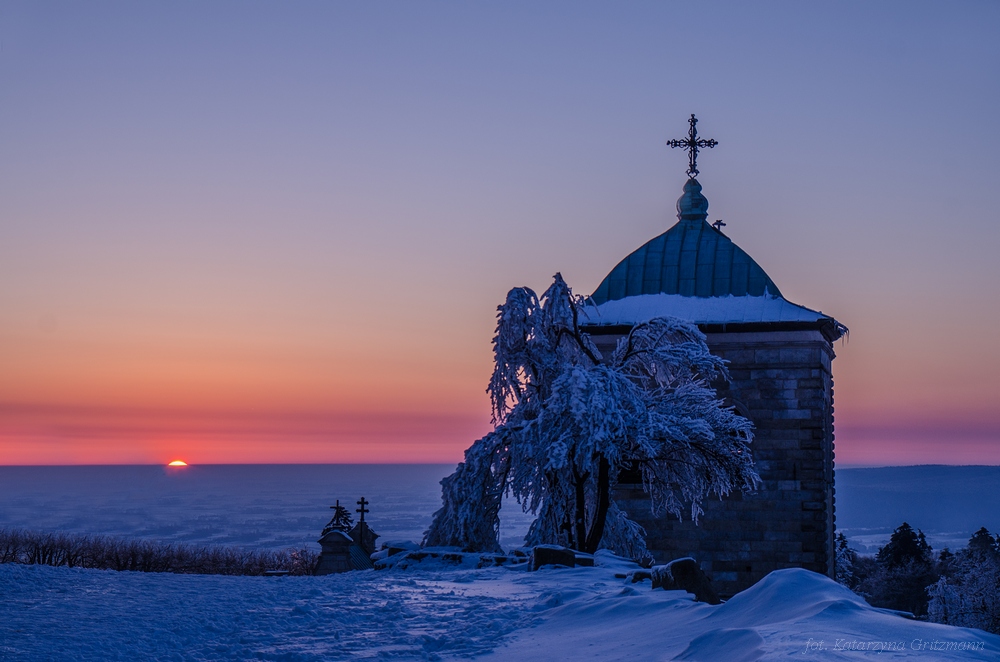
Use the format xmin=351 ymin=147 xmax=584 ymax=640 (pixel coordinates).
xmin=314 ymin=497 xmax=379 ymax=575
xmin=581 ymin=116 xmax=846 ymax=596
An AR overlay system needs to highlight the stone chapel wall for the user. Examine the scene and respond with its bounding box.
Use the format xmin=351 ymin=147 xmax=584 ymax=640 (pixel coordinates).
xmin=589 ymin=327 xmax=837 ymax=597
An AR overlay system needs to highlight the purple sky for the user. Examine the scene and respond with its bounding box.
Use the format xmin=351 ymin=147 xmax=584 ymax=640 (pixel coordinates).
xmin=1 ymin=2 xmax=998 ymax=465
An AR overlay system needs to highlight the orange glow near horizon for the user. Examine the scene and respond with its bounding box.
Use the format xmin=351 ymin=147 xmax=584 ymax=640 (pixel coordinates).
xmin=0 ymin=401 xmax=494 ymax=465
xmin=1 ymin=396 xmax=999 ymax=467
xmin=167 ymin=460 xmax=188 ymax=466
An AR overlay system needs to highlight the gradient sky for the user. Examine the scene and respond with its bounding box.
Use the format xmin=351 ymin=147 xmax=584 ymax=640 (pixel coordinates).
xmin=2 ymin=1 xmax=998 ymax=466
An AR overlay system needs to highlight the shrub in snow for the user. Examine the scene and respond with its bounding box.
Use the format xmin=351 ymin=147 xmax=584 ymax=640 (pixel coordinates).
xmin=929 ymin=527 xmax=1000 ymax=634
xmin=0 ymin=527 xmax=317 ymax=576
xmin=425 ymin=274 xmax=758 ymax=556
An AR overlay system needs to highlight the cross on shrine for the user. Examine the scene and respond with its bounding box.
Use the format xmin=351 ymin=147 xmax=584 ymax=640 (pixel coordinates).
xmin=667 ymin=114 xmax=718 ymax=179
xmin=356 ymin=496 xmax=369 ymax=524
xmin=712 ymin=219 xmax=727 ymax=231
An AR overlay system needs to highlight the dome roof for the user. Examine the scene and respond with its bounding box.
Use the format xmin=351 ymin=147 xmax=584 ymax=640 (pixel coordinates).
xmin=590 ymin=179 xmax=782 ymax=304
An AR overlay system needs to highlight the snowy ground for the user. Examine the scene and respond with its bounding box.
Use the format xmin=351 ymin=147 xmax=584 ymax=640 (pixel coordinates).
xmin=2 ymin=557 xmax=998 ymax=661
xmin=5 ymin=465 xmax=1000 ymax=659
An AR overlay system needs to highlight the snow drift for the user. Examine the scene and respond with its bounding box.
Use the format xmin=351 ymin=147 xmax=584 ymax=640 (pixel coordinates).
xmin=3 ymin=555 xmax=998 ymax=661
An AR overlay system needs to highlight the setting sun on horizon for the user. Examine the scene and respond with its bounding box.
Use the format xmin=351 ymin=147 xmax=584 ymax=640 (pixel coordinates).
xmin=167 ymin=460 xmax=188 ymax=467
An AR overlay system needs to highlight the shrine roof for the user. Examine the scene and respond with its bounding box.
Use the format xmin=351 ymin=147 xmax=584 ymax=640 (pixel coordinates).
xmin=318 ymin=530 xmax=352 ymax=544
xmin=590 ymin=178 xmax=781 ymax=303
xmin=350 ymin=544 xmax=375 ymax=570
xmin=586 ymin=177 xmax=845 ymax=339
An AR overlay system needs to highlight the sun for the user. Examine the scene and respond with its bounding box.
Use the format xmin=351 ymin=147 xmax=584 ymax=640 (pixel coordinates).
xmin=167 ymin=460 xmax=188 ymax=467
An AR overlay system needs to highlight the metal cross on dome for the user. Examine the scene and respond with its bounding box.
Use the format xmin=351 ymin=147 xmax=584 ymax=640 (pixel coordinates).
xmin=667 ymin=114 xmax=718 ymax=178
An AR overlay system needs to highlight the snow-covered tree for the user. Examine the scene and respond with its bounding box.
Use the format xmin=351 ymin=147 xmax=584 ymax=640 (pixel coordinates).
xmin=424 ymin=273 xmax=759 ymax=556
xmin=929 ymin=528 xmax=1000 ymax=634
xmin=835 ymin=532 xmax=858 ymax=586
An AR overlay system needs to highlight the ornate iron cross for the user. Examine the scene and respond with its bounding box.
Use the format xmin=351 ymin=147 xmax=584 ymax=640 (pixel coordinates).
xmin=356 ymin=496 xmax=369 ymax=524
xmin=667 ymin=114 xmax=717 ymax=178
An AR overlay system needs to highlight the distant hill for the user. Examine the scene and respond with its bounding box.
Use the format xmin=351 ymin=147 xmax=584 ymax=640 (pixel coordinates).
xmin=837 ymin=465 xmax=1000 ymax=553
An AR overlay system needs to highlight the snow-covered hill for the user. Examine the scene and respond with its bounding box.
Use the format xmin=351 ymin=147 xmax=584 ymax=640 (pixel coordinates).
xmin=2 ymin=555 xmax=997 ymax=661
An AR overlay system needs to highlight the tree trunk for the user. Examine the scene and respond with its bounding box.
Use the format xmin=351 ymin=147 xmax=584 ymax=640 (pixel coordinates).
xmin=573 ymin=468 xmax=589 ymax=552
xmin=583 ymin=456 xmax=611 ymax=554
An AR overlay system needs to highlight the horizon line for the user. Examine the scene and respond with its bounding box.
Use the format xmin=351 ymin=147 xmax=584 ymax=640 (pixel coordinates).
xmin=3 ymin=462 xmax=1000 ymax=469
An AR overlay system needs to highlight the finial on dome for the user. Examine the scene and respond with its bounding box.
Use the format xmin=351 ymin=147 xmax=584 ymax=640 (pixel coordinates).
xmin=676 ymin=178 xmax=709 ymax=222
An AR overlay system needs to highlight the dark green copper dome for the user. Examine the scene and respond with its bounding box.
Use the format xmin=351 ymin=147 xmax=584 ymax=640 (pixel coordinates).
xmin=590 ymin=179 xmax=782 ymax=304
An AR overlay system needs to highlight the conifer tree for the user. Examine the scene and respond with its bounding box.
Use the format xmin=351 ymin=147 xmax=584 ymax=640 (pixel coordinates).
xmin=859 ymin=522 xmax=937 ymax=616
xmin=322 ymin=503 xmax=354 ymax=536
xmin=835 ymin=532 xmax=858 ymax=586
xmin=876 ymin=522 xmax=933 ymax=569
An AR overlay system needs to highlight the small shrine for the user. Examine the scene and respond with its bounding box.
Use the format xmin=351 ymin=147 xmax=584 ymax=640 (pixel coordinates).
xmin=584 ymin=115 xmax=846 ymax=596
xmin=314 ymin=497 xmax=380 ymax=575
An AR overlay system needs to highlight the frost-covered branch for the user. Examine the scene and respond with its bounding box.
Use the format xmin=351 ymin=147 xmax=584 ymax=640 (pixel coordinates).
xmin=426 ymin=274 xmax=759 ymax=556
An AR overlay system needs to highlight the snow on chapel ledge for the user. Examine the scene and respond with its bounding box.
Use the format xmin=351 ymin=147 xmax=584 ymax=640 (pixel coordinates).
xmin=582 ymin=292 xmax=832 ymax=327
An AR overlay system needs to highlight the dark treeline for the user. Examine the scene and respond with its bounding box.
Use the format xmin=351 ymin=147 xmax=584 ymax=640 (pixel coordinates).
xmin=838 ymin=523 xmax=1000 ymax=634
xmin=0 ymin=528 xmax=317 ymax=576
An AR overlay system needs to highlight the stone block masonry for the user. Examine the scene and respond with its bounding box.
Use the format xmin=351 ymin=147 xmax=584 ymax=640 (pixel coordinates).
xmin=591 ymin=327 xmax=837 ymax=597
